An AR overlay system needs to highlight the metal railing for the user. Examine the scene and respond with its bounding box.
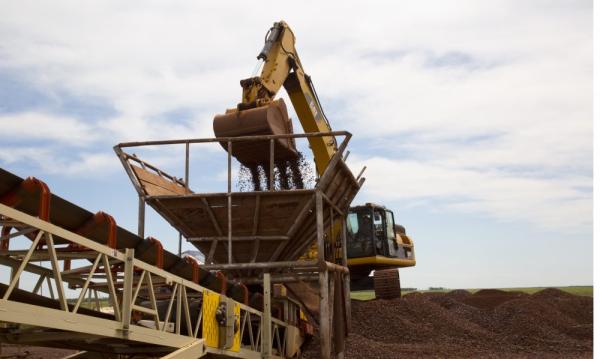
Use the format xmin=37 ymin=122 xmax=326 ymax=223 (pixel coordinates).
xmin=114 ymin=131 xmax=352 ymax=194
xmin=0 ymin=203 xmax=294 ymax=358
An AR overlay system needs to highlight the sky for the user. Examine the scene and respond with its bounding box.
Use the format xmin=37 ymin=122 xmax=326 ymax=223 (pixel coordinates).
xmin=0 ymin=1 xmax=593 ymax=289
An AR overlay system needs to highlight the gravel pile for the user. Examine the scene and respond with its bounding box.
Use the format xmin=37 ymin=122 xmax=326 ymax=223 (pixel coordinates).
xmin=302 ymin=288 xmax=593 ymax=358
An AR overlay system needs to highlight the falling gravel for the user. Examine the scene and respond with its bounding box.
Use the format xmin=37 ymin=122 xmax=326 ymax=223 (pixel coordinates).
xmin=237 ymin=152 xmax=315 ymax=191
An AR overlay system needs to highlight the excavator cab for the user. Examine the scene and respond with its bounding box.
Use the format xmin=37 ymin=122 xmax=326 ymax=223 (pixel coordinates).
xmin=346 ymin=203 xmax=416 ymax=298
xmin=347 ymin=204 xmax=407 ymax=259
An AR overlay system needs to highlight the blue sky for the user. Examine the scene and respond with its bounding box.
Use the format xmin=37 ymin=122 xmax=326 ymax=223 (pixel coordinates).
xmin=0 ymin=1 xmax=592 ymax=289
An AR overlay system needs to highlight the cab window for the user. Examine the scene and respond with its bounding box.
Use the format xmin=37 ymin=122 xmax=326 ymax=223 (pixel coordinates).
xmin=373 ymin=211 xmax=384 ymax=237
xmin=347 ymin=212 xmax=359 ymax=236
xmin=346 ymin=208 xmax=375 ymax=257
xmin=385 ymin=210 xmax=395 ymax=240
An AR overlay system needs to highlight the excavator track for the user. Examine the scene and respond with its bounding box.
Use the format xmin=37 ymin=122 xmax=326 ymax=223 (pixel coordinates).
xmin=373 ymin=269 xmax=401 ymax=299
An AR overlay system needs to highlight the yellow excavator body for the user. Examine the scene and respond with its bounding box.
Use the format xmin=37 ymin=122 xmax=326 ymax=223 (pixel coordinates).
xmin=213 ymin=21 xmax=416 ymax=299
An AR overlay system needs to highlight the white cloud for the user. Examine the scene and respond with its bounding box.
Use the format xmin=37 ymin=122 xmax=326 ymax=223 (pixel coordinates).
xmin=0 ymin=146 xmax=53 ymax=165
xmin=0 ymin=146 xmax=119 ymax=177
xmin=100 ymin=110 xmax=217 ymax=143
xmin=57 ymin=152 xmax=120 ymax=176
xmin=0 ymin=112 xmax=101 ymax=146
xmin=0 ymin=0 xmax=592 ymax=234
xmin=349 ymin=156 xmax=592 ymax=232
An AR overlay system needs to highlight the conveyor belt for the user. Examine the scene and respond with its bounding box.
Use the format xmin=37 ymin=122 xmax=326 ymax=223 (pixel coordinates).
xmin=0 ymin=168 xmax=248 ymax=304
xmin=0 ymin=283 xmax=113 ymax=320
xmin=0 ymin=193 xmax=303 ymax=358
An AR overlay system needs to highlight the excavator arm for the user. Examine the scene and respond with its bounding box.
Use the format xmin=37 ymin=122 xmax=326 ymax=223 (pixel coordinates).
xmin=218 ymin=21 xmax=338 ymax=176
xmin=238 ymin=21 xmax=299 ymax=107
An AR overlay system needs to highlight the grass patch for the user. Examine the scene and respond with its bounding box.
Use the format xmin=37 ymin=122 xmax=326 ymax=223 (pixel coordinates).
xmin=350 ymin=291 xmax=376 ymax=301
xmin=350 ymin=286 xmax=593 ymax=301
xmin=499 ymin=286 xmax=593 ymax=297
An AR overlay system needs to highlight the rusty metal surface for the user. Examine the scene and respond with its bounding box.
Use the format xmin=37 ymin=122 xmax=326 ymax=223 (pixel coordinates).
xmin=139 ymin=150 xmax=362 ymax=271
xmin=148 ymin=191 xmax=316 ymax=264
xmin=213 ymin=99 xmax=299 ymax=165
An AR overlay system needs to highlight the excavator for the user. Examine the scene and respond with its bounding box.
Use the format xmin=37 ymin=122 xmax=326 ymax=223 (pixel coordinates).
xmin=213 ymin=21 xmax=415 ymax=299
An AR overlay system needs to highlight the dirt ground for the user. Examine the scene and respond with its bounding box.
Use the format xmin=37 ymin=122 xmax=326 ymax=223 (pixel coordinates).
xmin=1 ymin=288 xmax=591 ymax=358
xmin=302 ymin=288 xmax=593 ymax=358
xmin=0 ymin=344 xmax=75 ymax=359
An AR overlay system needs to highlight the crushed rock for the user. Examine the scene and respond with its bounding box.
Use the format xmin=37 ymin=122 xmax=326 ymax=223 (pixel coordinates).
xmin=302 ymin=288 xmax=592 ymax=358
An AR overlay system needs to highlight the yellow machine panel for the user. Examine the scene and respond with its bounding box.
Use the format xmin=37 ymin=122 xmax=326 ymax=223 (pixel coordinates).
xmin=202 ymin=290 xmax=241 ymax=351
xmin=232 ymin=302 xmax=241 ymax=352
xmin=347 ymin=255 xmax=416 ymax=267
xmin=202 ymin=290 xmax=221 ymax=349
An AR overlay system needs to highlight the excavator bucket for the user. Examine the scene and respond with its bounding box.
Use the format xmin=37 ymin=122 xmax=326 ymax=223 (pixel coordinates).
xmin=213 ymin=98 xmax=299 ymax=166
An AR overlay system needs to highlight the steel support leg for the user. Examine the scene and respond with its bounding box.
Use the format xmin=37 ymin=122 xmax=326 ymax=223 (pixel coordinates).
xmin=121 ymin=248 xmax=134 ymax=332
xmin=316 ymin=191 xmax=331 ymax=358
xmin=262 ymin=273 xmax=272 ymax=358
